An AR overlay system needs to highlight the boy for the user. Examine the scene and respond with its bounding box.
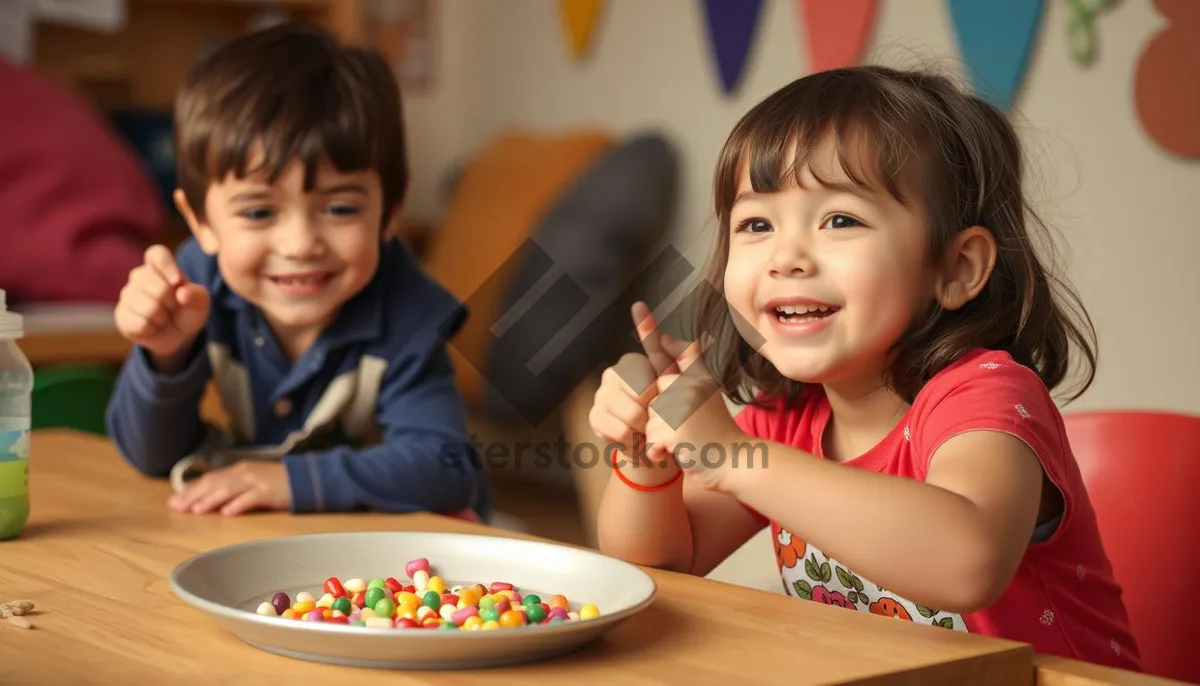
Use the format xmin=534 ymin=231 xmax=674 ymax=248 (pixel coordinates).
xmin=106 ymin=22 xmax=488 ymax=521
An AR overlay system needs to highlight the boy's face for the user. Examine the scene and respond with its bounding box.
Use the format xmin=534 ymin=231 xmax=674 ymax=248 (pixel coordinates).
xmin=175 ymin=153 xmax=387 ymax=357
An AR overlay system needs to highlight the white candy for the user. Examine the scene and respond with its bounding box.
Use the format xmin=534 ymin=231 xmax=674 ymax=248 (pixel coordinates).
xmin=413 ymin=569 xmax=430 ymax=592
xmin=344 ymin=578 xmax=367 ymax=594
xmin=439 ymin=603 xmax=456 ymax=621
xmin=316 ymin=593 xmax=335 ymax=608
xmin=568 ymin=612 xmax=579 ymax=621
xmin=416 ymin=605 xmax=437 ymax=621
xmin=294 ymin=591 xmax=315 ymax=603
xmin=450 ymin=585 xmax=464 ymax=594
xmin=256 ymin=602 xmax=277 ymax=616
xmin=365 ymin=616 xmax=393 ymax=629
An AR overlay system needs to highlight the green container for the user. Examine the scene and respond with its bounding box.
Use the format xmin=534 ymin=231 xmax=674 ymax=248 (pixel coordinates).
xmin=31 ymin=364 xmax=118 ymax=436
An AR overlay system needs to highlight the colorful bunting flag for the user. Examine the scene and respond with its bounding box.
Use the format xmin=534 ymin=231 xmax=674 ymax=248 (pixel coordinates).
xmin=797 ymin=0 xmax=879 ymax=73
xmin=1134 ymin=0 xmax=1200 ymax=157
xmin=557 ymin=0 xmax=607 ymax=61
xmin=700 ymin=0 xmax=766 ymax=94
xmin=947 ymin=0 xmax=1045 ymax=112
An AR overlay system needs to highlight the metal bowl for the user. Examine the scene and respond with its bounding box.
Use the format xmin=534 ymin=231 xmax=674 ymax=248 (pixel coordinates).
xmin=170 ymin=530 xmax=657 ymax=669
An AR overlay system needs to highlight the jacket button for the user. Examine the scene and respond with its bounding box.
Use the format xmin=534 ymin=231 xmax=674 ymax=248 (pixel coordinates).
xmin=274 ymin=397 xmax=293 ymax=417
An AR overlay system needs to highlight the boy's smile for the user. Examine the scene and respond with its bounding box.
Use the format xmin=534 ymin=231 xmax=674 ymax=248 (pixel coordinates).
xmin=175 ymin=150 xmax=386 ymax=360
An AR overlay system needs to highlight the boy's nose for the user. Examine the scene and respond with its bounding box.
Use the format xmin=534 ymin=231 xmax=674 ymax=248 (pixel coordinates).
xmin=274 ymin=220 xmax=326 ymax=258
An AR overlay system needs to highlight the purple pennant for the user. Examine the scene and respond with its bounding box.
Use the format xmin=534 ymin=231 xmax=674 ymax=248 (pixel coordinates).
xmin=701 ymin=0 xmax=766 ymax=94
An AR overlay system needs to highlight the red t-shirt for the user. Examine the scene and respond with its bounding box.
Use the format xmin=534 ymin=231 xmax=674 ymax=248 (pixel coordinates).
xmin=735 ymin=348 xmax=1141 ymax=672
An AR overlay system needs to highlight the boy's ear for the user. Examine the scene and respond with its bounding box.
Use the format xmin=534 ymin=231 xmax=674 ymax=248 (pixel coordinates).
xmin=174 ymin=189 xmax=219 ymax=255
xmin=935 ymin=225 xmax=997 ymax=310
xmin=381 ymin=201 xmax=405 ymax=241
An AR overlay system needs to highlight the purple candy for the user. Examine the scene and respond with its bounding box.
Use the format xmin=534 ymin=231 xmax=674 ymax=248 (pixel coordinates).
xmin=547 ymin=607 xmax=570 ymax=622
xmin=271 ymin=592 xmax=290 ymax=615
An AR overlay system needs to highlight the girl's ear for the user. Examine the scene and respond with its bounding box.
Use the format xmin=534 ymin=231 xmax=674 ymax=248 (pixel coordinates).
xmin=935 ymin=225 xmax=997 ymax=310
xmin=174 ymin=189 xmax=219 ymax=255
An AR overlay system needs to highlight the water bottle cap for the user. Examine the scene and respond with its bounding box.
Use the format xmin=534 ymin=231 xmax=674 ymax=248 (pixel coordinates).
xmin=0 ymin=289 xmax=23 ymax=339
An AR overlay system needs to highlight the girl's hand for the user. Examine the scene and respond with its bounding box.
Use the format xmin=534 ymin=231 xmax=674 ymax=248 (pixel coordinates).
xmin=645 ymin=335 xmax=747 ymax=492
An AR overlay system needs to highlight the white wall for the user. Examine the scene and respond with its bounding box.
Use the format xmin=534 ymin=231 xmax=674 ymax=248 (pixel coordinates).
xmin=402 ymin=0 xmax=1200 ymax=416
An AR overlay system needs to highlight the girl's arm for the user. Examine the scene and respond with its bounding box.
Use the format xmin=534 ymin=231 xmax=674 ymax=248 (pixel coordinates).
xmin=595 ymin=450 xmax=763 ymax=575
xmin=721 ymin=429 xmax=1044 ymax=613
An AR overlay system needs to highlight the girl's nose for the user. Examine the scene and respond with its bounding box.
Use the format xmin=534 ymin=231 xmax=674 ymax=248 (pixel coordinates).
xmin=767 ymin=237 xmax=816 ymax=277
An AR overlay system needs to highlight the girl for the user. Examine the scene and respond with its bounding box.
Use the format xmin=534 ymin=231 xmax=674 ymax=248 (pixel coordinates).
xmin=590 ymin=66 xmax=1141 ymax=672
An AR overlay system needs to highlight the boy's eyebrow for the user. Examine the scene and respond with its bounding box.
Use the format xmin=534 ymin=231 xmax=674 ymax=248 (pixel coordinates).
xmin=318 ymin=183 xmax=370 ymax=195
xmin=229 ymin=190 xmax=272 ymax=203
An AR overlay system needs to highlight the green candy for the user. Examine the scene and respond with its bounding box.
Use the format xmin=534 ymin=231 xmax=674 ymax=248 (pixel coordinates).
xmin=548 ymin=617 xmax=565 ymax=624
xmin=522 ymin=594 xmax=541 ymax=607
xmin=374 ymin=598 xmax=396 ymax=618
xmin=478 ymin=596 xmax=495 ymax=611
xmin=332 ymin=597 xmax=352 ymax=615
xmin=350 ymin=620 xmax=366 ymax=627
xmin=367 ymin=578 xmax=387 ymax=590
xmin=422 ymin=590 xmax=441 ymax=609
xmin=439 ymin=621 xmax=459 ymax=630
xmin=525 ymin=604 xmax=547 ymax=623
xmin=479 ymin=607 xmax=499 ymax=622
xmin=364 ymin=586 xmax=387 ymax=609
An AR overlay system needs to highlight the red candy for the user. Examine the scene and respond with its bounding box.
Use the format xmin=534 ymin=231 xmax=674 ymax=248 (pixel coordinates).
xmin=489 ymin=582 xmax=513 ymax=593
xmin=394 ymin=617 xmax=419 ymax=629
xmin=350 ymin=591 xmax=366 ymax=608
xmin=323 ymin=577 xmax=346 ymax=598
xmin=384 ymin=577 xmax=403 ymax=593
xmin=441 ymin=593 xmax=459 ymax=606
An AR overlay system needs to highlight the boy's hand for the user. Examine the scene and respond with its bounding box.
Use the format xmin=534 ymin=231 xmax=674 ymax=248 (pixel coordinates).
xmin=168 ymin=461 xmax=292 ymax=516
xmin=115 ymin=245 xmax=211 ymax=372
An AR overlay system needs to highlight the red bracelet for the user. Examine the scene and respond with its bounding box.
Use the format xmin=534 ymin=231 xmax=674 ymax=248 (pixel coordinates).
xmin=610 ymin=447 xmax=682 ymax=492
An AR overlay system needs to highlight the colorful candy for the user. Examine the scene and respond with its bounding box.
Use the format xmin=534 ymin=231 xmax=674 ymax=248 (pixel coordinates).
xmin=257 ymin=557 xmax=601 ymax=631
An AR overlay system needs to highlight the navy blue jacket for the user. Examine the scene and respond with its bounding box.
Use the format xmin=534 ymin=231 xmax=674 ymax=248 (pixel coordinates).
xmin=105 ymin=237 xmax=489 ymax=521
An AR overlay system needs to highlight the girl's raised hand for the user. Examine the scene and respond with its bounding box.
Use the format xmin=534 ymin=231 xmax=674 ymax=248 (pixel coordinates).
xmin=645 ymin=330 xmax=747 ymax=492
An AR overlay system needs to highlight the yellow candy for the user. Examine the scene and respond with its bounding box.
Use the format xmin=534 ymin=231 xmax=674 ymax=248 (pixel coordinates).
xmin=497 ymin=590 xmax=515 ymax=600
xmin=399 ymin=610 xmax=417 ymax=621
xmin=316 ymin=593 xmax=335 ymax=608
xmin=331 ymin=609 xmax=346 ymax=619
xmin=292 ymin=600 xmax=315 ymax=613
xmin=344 ymin=578 xmax=367 ymax=594
xmin=397 ymin=599 xmax=420 ymax=616
xmin=280 ymin=608 xmax=300 ymax=620
xmin=481 ymin=620 xmax=501 ymax=631
xmin=579 ymin=604 xmax=600 ymax=620
xmin=427 ymin=576 xmax=446 ymax=594
xmin=322 ymin=608 xmax=334 ymax=619
xmin=361 ymin=608 xmax=377 ymax=619
xmin=458 ymin=588 xmax=482 ymax=607
xmin=394 ymin=591 xmax=421 ymax=607
xmin=462 ymin=616 xmax=483 ymax=631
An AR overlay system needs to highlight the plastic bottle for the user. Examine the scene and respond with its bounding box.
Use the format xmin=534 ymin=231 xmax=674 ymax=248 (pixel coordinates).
xmin=0 ymin=290 xmax=32 ymax=540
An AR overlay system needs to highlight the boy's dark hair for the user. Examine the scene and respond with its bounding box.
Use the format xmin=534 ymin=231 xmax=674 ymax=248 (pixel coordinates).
xmin=692 ymin=65 xmax=1098 ymax=407
xmin=173 ymin=21 xmax=407 ymax=228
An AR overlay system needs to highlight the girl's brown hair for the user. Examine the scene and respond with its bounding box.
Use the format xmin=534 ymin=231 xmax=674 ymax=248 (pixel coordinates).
xmin=691 ymin=65 xmax=1097 ymax=408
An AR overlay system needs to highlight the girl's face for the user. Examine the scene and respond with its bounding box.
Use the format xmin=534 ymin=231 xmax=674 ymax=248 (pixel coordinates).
xmin=723 ymin=137 xmax=936 ymax=396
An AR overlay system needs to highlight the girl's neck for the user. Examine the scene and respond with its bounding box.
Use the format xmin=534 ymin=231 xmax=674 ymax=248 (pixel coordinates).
xmin=820 ymin=376 xmax=909 ymax=463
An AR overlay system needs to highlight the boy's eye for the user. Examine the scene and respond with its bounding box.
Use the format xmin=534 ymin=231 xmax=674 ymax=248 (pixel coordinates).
xmin=735 ymin=218 xmax=772 ymax=234
xmin=240 ymin=208 xmax=274 ymax=221
xmin=824 ymin=214 xmax=862 ymax=230
xmin=328 ymin=203 xmax=361 ymax=216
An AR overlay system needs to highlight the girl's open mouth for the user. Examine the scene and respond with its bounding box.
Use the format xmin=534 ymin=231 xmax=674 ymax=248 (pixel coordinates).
xmin=774 ymin=304 xmax=840 ymax=324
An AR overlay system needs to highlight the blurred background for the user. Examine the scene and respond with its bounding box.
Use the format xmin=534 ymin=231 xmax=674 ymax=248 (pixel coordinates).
xmin=3 ymin=0 xmax=1197 ymax=589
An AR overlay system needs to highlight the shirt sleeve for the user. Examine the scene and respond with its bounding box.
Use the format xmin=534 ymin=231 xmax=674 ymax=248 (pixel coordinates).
xmin=282 ymin=306 xmax=487 ymax=520
xmin=733 ymin=400 xmax=772 ymax=528
xmin=104 ymin=241 xmax=214 ymax=477
xmin=910 ymin=353 xmax=1069 ymax=488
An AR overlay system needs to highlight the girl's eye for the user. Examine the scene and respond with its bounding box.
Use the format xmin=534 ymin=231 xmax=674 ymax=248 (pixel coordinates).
xmin=823 ymin=214 xmax=862 ymax=230
xmin=735 ymin=218 xmax=772 ymax=234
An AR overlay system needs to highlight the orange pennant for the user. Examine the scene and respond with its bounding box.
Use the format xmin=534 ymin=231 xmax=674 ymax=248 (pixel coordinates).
xmin=558 ymin=0 xmax=607 ymax=60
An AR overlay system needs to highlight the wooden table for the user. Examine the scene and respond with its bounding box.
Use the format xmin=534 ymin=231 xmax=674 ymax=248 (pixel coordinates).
xmin=0 ymin=432 xmax=1175 ymax=685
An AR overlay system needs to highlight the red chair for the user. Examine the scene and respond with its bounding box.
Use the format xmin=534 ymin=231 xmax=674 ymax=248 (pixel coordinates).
xmin=1063 ymin=410 xmax=1200 ymax=683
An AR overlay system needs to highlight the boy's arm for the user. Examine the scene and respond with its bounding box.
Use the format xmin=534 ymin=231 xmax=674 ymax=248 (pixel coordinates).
xmin=281 ymin=338 xmax=484 ymax=517
xmin=105 ymin=240 xmax=214 ymax=477
xmin=104 ymin=337 xmax=212 ymax=477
